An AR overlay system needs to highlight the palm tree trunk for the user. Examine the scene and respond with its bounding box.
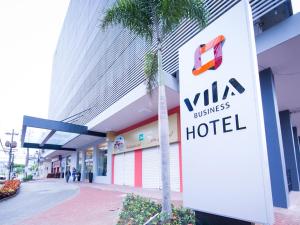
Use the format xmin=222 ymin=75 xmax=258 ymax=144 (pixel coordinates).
xmin=157 ymin=41 xmax=172 ymax=218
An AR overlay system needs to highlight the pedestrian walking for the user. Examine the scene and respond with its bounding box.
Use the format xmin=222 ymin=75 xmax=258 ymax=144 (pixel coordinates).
xmin=77 ymin=171 xmax=81 ymax=182
xmin=72 ymin=167 xmax=77 ymax=182
xmin=65 ymin=168 xmax=71 ymax=183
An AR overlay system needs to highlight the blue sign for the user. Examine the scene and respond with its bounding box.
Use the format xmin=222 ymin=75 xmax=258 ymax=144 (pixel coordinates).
xmin=139 ymin=133 xmax=144 ymax=141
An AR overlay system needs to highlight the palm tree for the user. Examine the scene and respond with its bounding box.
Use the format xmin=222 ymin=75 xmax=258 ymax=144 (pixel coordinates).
xmin=101 ymin=0 xmax=206 ymax=219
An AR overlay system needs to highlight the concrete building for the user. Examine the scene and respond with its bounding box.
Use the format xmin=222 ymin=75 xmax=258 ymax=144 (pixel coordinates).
xmin=21 ymin=0 xmax=300 ymax=209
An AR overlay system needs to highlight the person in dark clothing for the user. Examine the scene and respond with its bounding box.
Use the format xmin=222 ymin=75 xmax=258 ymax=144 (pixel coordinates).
xmin=72 ymin=167 xmax=77 ymax=182
xmin=77 ymin=171 xmax=81 ymax=182
xmin=65 ymin=169 xmax=71 ymax=183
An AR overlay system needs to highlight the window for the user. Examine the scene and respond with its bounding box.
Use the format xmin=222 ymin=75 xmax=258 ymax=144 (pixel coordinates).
xmin=78 ymin=151 xmax=83 ymax=172
xmin=85 ymin=147 xmax=94 ymax=178
xmin=97 ymin=143 xmax=107 ymax=176
xmin=66 ymin=156 xmax=71 ymax=171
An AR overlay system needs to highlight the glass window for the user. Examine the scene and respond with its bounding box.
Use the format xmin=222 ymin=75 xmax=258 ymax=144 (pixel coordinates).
xmin=85 ymin=147 xmax=94 ymax=179
xmin=86 ymin=147 xmax=93 ymax=160
xmin=61 ymin=158 xmax=66 ymax=174
xmin=78 ymin=151 xmax=83 ymax=172
xmin=24 ymin=127 xmax=51 ymax=144
xmin=97 ymin=143 xmax=107 ymax=176
xmin=66 ymin=155 xmax=71 ymax=171
xmin=46 ymin=131 xmax=79 ymax=145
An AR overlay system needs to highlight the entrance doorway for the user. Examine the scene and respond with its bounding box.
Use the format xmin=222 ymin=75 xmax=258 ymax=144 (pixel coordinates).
xmin=97 ymin=143 xmax=108 ymax=177
xmin=85 ymin=147 xmax=93 ymax=179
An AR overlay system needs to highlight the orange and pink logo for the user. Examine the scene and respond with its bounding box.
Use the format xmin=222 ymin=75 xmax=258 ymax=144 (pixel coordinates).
xmin=192 ymin=35 xmax=225 ymax=76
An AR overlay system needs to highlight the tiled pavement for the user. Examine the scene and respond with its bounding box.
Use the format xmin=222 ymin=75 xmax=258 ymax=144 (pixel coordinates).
xmin=78 ymin=181 xmax=183 ymax=203
xmin=78 ymin=181 xmax=300 ymax=225
xmin=18 ymin=186 xmax=123 ymax=225
xmin=273 ymin=191 xmax=300 ymax=225
xmin=15 ymin=179 xmax=300 ymax=225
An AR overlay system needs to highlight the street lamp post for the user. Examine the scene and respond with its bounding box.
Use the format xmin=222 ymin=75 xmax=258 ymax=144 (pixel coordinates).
xmin=5 ymin=129 xmax=18 ymax=180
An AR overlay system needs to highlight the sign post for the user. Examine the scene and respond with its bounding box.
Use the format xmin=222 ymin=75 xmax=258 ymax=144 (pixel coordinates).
xmin=179 ymin=1 xmax=274 ymax=224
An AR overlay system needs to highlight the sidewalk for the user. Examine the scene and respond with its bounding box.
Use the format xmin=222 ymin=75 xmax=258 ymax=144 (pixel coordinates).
xmin=78 ymin=180 xmax=300 ymax=225
xmin=18 ymin=179 xmax=182 ymax=225
xmin=77 ymin=181 xmax=183 ymax=202
xmin=17 ymin=179 xmax=300 ymax=225
xmin=273 ymin=191 xmax=300 ymax=225
xmin=18 ymin=185 xmax=123 ymax=225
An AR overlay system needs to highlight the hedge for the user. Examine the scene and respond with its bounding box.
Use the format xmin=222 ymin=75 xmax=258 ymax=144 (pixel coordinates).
xmin=117 ymin=194 xmax=195 ymax=225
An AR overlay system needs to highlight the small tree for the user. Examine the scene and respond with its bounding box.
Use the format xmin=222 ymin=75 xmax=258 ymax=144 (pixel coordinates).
xmin=13 ymin=164 xmax=25 ymax=175
xmin=101 ymin=0 xmax=206 ymax=219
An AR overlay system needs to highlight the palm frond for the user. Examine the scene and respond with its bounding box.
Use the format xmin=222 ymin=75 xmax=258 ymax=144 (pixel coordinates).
xmin=101 ymin=0 xmax=154 ymax=41
xmin=144 ymin=51 xmax=158 ymax=94
xmin=101 ymin=0 xmax=207 ymax=95
xmin=159 ymin=0 xmax=207 ymax=36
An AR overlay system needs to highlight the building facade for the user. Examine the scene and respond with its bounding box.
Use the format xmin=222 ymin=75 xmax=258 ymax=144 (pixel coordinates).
xmin=42 ymin=0 xmax=300 ymax=208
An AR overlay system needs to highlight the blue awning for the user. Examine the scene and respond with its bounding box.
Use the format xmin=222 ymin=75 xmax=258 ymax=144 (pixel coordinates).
xmin=21 ymin=115 xmax=106 ymax=151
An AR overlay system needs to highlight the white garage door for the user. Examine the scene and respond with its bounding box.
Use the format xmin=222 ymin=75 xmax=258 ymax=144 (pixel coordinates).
xmin=142 ymin=144 xmax=180 ymax=191
xmin=114 ymin=154 xmax=124 ymax=185
xmin=114 ymin=152 xmax=134 ymax=186
xmin=142 ymin=146 xmax=161 ymax=189
xmin=123 ymin=151 xmax=134 ymax=186
xmin=169 ymin=143 xmax=180 ymax=192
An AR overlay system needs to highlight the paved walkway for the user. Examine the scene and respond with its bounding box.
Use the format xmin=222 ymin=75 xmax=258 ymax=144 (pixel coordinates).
xmin=17 ymin=179 xmax=182 ymax=225
xmin=1 ymin=179 xmax=300 ymax=225
xmin=0 ymin=179 xmax=79 ymax=225
xmin=76 ymin=181 xmax=300 ymax=225
xmin=273 ymin=191 xmax=300 ymax=225
xmin=19 ymin=186 xmax=123 ymax=225
xmin=78 ymin=181 xmax=183 ymax=202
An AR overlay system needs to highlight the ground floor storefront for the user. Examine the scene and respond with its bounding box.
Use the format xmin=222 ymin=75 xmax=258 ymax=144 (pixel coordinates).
xmin=43 ymin=108 xmax=183 ymax=192
xmin=41 ymin=90 xmax=300 ymax=203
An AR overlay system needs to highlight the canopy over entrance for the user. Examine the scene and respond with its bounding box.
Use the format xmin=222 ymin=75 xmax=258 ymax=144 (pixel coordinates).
xmin=21 ymin=116 xmax=106 ymax=151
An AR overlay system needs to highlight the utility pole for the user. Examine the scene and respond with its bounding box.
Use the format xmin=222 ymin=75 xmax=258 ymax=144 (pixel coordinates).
xmin=35 ymin=150 xmax=40 ymax=177
xmin=25 ymin=148 xmax=29 ymax=179
xmin=5 ymin=129 xmax=18 ymax=180
xmin=11 ymin=154 xmax=14 ymax=178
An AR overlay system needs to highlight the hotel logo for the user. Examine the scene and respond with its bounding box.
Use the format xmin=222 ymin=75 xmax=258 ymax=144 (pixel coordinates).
xmin=192 ymin=35 xmax=225 ymax=76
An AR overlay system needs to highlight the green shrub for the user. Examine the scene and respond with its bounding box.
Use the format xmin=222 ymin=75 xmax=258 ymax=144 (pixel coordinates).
xmin=22 ymin=174 xmax=33 ymax=182
xmin=117 ymin=194 xmax=195 ymax=225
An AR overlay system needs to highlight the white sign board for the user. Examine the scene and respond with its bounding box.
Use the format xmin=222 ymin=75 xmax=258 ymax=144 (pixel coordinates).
xmin=179 ymin=1 xmax=274 ymax=224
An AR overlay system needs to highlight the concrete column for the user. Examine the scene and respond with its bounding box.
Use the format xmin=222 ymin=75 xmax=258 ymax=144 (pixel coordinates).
xmin=70 ymin=152 xmax=77 ymax=170
xmin=93 ymin=146 xmax=98 ymax=177
xmin=76 ymin=150 xmax=79 ymax=171
xmin=81 ymin=150 xmax=86 ymax=181
xmin=292 ymin=128 xmax=300 ymax=181
xmin=106 ymin=132 xmax=116 ymax=184
xmin=279 ymin=110 xmax=300 ymax=191
xmin=259 ymin=68 xmax=289 ymax=207
xmin=107 ymin=141 xmax=113 ymax=184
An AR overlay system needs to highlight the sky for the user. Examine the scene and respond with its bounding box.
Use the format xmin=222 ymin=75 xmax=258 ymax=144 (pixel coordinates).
xmin=0 ymin=0 xmax=70 ymax=163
